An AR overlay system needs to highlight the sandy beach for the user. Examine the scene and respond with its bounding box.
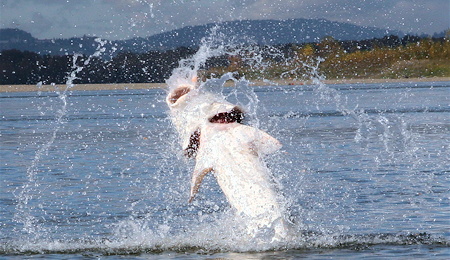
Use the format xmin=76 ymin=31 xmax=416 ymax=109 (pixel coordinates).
xmin=1 ymin=77 xmax=449 ymax=93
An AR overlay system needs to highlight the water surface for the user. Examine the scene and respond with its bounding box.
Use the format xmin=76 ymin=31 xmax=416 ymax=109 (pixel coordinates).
xmin=1 ymin=81 xmax=449 ymax=259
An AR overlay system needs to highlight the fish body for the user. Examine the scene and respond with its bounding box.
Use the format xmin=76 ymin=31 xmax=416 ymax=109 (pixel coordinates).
xmin=166 ymin=82 xmax=289 ymax=239
xmin=192 ymin=122 xmax=287 ymax=238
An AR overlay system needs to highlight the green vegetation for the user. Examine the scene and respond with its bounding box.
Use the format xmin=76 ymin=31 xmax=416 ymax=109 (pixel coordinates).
xmin=1 ymin=33 xmax=449 ymax=85
xmin=204 ymin=34 xmax=450 ymax=81
xmin=317 ymin=37 xmax=450 ymax=79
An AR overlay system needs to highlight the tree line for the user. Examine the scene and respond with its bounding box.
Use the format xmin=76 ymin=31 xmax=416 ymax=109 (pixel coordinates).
xmin=0 ymin=47 xmax=198 ymax=85
xmin=1 ymin=34 xmax=448 ymax=85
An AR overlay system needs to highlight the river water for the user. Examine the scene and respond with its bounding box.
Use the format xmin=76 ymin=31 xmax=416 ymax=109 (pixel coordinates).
xmin=1 ymin=81 xmax=449 ymax=259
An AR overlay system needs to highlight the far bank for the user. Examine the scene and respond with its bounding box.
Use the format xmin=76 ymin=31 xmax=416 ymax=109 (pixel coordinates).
xmin=1 ymin=77 xmax=449 ymax=93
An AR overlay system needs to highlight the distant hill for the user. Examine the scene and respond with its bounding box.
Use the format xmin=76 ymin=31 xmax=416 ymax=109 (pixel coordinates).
xmin=0 ymin=28 xmax=35 ymax=42
xmin=1 ymin=18 xmax=404 ymax=55
xmin=139 ymin=19 xmax=402 ymax=49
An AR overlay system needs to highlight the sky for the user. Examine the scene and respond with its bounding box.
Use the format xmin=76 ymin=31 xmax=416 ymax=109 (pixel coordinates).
xmin=0 ymin=0 xmax=448 ymax=40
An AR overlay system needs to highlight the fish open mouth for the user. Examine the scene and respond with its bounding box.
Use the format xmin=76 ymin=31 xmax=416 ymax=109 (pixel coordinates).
xmin=209 ymin=107 xmax=245 ymax=124
xmin=167 ymin=86 xmax=191 ymax=104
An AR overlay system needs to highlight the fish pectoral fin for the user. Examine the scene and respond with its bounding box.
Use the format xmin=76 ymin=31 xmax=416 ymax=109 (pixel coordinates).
xmin=188 ymin=167 xmax=213 ymax=203
xmin=235 ymin=124 xmax=282 ymax=155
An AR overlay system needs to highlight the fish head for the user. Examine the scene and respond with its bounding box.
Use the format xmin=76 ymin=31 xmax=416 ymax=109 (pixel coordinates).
xmin=166 ymin=77 xmax=247 ymax=153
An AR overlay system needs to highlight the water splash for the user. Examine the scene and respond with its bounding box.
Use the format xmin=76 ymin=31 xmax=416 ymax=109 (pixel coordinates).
xmin=12 ymin=38 xmax=109 ymax=239
xmin=299 ymin=57 xmax=423 ymax=172
xmin=1 ymin=230 xmax=447 ymax=255
xmin=3 ymin=25 xmax=449 ymax=257
xmin=148 ymin=26 xmax=448 ymax=250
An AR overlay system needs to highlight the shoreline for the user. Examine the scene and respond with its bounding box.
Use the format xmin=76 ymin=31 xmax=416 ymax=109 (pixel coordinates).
xmin=1 ymin=77 xmax=449 ymax=93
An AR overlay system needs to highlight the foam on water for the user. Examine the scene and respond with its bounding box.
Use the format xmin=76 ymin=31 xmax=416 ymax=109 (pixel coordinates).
xmin=2 ymin=228 xmax=447 ymax=255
